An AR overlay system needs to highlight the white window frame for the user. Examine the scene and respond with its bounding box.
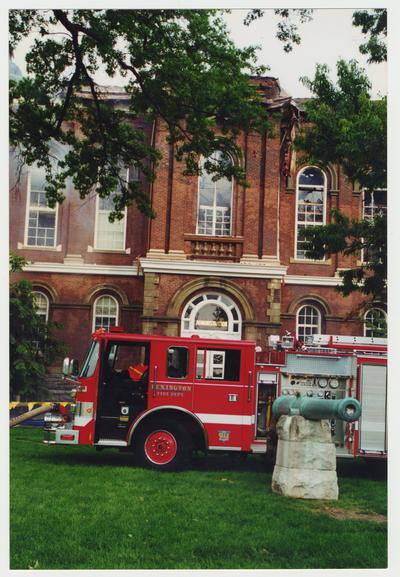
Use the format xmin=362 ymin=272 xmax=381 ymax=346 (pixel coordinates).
xmin=296 ymin=304 xmax=321 ymax=342
xmin=24 ymin=167 xmax=59 ymax=249
xmin=181 ymin=292 xmax=242 ymax=340
xmin=94 ymin=168 xmax=129 ymax=251
xmin=92 ymin=295 xmax=119 ymax=332
xmin=196 ymin=152 xmax=234 ymax=237
xmin=32 ymin=291 xmax=49 ymax=321
xmin=362 ymin=189 xmax=387 ymax=220
xmin=363 ymin=307 xmax=387 ymax=338
xmin=295 ymin=166 xmax=327 ymax=261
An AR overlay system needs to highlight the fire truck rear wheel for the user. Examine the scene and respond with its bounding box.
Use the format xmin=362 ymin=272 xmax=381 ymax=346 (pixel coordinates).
xmin=135 ymin=420 xmax=191 ymax=471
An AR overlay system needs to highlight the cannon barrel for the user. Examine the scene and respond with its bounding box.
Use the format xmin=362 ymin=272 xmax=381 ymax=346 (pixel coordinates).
xmin=272 ymin=396 xmax=361 ymax=422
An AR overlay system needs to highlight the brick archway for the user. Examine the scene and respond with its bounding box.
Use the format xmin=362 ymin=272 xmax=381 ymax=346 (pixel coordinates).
xmin=167 ymin=277 xmax=255 ymax=323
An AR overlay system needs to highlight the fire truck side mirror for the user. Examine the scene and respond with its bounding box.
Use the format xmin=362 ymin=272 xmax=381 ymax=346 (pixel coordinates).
xmin=62 ymin=357 xmax=79 ymax=377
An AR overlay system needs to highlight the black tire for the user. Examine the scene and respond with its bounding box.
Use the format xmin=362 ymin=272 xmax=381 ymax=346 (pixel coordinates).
xmin=134 ymin=419 xmax=191 ymax=471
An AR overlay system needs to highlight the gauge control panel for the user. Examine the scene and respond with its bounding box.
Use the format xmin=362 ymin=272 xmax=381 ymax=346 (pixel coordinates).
xmin=280 ymin=374 xmax=348 ymax=399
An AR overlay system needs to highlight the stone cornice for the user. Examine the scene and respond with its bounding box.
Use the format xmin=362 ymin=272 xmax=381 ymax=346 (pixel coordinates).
xmin=23 ymin=262 xmax=140 ymax=276
xmin=139 ymin=258 xmax=288 ymax=279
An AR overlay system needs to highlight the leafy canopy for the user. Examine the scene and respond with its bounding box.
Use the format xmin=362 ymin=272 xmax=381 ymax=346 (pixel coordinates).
xmin=296 ymin=60 xmax=386 ymax=301
xmin=352 ymin=9 xmax=387 ymax=64
xmin=9 ymin=9 xmax=269 ymax=220
xmin=10 ymin=254 xmax=66 ymax=400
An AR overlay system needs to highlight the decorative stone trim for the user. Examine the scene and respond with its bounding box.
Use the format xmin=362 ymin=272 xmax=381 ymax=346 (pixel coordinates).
xmin=140 ymin=257 xmax=287 ymax=279
xmin=266 ymin=278 xmax=281 ymax=324
xmin=284 ymin=275 xmax=341 ymax=287
xmin=22 ymin=261 xmax=139 ymax=276
xmin=166 ymin=276 xmax=255 ymax=321
xmin=142 ymin=273 xmax=160 ymax=317
xmin=289 ymin=257 xmax=332 ymax=265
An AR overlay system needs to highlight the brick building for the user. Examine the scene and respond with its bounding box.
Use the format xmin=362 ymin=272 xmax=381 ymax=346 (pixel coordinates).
xmin=10 ymin=77 xmax=387 ymax=394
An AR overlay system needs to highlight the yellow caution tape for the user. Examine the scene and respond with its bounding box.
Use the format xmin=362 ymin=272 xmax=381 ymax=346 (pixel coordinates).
xmin=9 ymin=402 xmax=72 ymax=409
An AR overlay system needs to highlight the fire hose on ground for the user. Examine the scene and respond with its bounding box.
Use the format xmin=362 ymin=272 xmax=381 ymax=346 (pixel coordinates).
xmin=9 ymin=403 xmax=62 ymax=428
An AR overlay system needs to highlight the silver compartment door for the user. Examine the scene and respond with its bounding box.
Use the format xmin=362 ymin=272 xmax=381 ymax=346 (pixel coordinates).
xmin=359 ymin=364 xmax=387 ymax=453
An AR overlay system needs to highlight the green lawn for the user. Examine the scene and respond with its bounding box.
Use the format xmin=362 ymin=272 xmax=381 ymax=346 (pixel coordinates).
xmin=10 ymin=427 xmax=387 ymax=570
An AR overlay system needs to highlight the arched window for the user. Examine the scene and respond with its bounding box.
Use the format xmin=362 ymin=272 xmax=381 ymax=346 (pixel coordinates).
xmin=93 ymin=295 xmax=119 ymax=331
xmin=25 ymin=163 xmax=58 ymax=248
xmin=197 ymin=151 xmax=233 ymax=236
xmin=364 ymin=308 xmax=387 ymax=337
xmin=33 ymin=291 xmax=49 ymax=321
xmin=181 ymin=292 xmax=242 ymax=339
xmin=295 ymin=166 xmax=327 ymax=260
xmin=296 ymin=304 xmax=321 ymax=342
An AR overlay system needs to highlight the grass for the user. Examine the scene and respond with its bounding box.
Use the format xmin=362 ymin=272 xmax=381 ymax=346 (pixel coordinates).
xmin=10 ymin=427 xmax=387 ymax=570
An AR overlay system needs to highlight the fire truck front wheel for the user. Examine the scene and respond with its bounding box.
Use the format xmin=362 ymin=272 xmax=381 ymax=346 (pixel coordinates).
xmin=135 ymin=420 xmax=191 ymax=471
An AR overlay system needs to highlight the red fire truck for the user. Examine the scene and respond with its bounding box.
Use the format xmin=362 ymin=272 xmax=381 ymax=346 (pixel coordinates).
xmin=44 ymin=329 xmax=387 ymax=470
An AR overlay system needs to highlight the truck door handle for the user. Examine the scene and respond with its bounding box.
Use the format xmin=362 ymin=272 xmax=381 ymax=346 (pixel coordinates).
xmin=152 ymin=366 xmax=157 ymax=398
xmin=247 ymin=370 xmax=252 ymax=401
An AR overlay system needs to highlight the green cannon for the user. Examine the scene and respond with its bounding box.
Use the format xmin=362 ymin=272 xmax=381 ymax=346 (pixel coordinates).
xmin=272 ymin=395 xmax=361 ymax=422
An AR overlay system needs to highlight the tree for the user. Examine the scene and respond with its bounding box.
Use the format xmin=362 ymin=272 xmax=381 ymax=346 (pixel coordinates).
xmin=245 ymin=8 xmax=387 ymax=64
xmin=295 ymin=60 xmax=387 ymax=302
xmin=352 ymin=9 xmax=387 ymax=64
xmin=9 ymin=9 xmax=270 ymax=221
xmin=244 ymin=9 xmax=313 ymax=53
xmin=10 ymin=254 xmax=66 ymax=400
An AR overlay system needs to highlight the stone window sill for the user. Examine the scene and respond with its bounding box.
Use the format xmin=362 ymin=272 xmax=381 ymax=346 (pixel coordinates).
xmin=17 ymin=242 xmax=62 ymax=252
xmin=87 ymin=245 xmax=131 ymax=255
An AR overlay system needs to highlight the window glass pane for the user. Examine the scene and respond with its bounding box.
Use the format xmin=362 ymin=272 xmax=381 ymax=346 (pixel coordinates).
xmin=96 ymin=211 xmax=125 ymax=250
xmin=198 ymin=151 xmax=233 ymax=237
xmin=33 ymin=292 xmax=48 ymax=320
xmin=196 ymin=349 xmax=205 ymax=379
xmin=195 ymin=304 xmax=228 ymax=331
xmin=167 ymin=347 xmax=189 ymax=378
xmin=129 ymin=164 xmax=140 ymax=182
xmin=99 ymin=195 xmax=116 ymax=211
xmin=298 ymin=167 xmax=324 ymax=186
xmin=216 ymin=180 xmax=232 ymax=207
xmin=201 ymin=349 xmax=241 ymax=381
xmin=94 ymin=296 xmax=118 ymax=331
xmin=297 ymin=305 xmax=320 ymax=342
xmin=38 ymin=212 xmax=56 ymax=228
xmin=30 ymin=165 xmax=48 ymax=191
xmin=365 ymin=308 xmax=387 ymax=337
xmin=80 ymin=341 xmax=100 ymax=378
xmin=299 ymin=187 xmax=324 ymax=204
xmin=199 ymin=187 xmax=214 ymax=206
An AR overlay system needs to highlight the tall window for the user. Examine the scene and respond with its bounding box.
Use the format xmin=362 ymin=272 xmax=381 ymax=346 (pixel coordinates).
xmin=363 ymin=189 xmax=387 ymax=220
xmin=197 ymin=151 xmax=233 ymax=236
xmin=93 ymin=295 xmax=118 ymax=331
xmin=25 ymin=164 xmax=57 ymax=247
xmin=33 ymin=291 xmax=49 ymax=321
xmin=295 ymin=167 xmax=326 ymax=260
xmin=94 ymin=168 xmax=129 ymax=250
xmin=364 ymin=308 xmax=387 ymax=337
xmin=296 ymin=304 xmax=321 ymax=342
xmin=362 ymin=189 xmax=387 ymax=263
xmin=181 ymin=292 xmax=242 ymax=339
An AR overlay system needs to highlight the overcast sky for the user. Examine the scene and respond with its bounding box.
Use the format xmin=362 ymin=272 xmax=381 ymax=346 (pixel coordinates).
xmin=12 ymin=8 xmax=387 ymax=99
xmin=224 ymin=9 xmax=387 ymax=98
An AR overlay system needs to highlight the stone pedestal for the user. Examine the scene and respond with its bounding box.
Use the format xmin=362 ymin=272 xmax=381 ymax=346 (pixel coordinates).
xmin=271 ymin=415 xmax=338 ymax=500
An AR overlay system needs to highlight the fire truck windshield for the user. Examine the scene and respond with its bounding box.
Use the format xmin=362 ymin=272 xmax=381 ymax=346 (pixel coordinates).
xmin=79 ymin=340 xmax=100 ymax=378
